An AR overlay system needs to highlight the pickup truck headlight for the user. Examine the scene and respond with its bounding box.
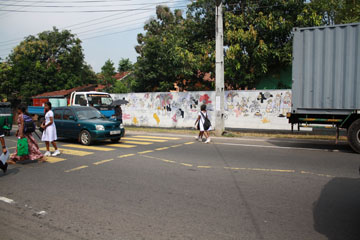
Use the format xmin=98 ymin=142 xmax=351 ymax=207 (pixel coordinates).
xmin=96 ymin=125 xmax=105 ymax=131
xmin=120 ymin=124 xmax=124 ymax=129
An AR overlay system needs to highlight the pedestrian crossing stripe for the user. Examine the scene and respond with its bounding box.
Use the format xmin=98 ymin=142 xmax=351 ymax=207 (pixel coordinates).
xmin=122 ymin=137 xmax=166 ymax=143
xmin=131 ymin=136 xmax=180 ymax=140
xmin=46 ymin=157 xmax=66 ymax=163
xmin=155 ymin=147 xmax=169 ymax=151
xmin=105 ymin=143 xmax=136 ymax=148
xmin=40 ymin=148 xmax=93 ymax=157
xmin=121 ymin=140 xmax=153 ymax=145
xmin=63 ymin=144 xmax=115 ymax=151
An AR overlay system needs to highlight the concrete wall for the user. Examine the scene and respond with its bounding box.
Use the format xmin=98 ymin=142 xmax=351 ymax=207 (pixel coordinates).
xmin=111 ymin=89 xmax=292 ymax=130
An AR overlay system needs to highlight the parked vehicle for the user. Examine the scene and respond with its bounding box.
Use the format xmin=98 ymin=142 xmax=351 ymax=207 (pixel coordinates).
xmin=29 ymin=91 xmax=115 ymax=125
xmin=287 ymin=23 xmax=360 ymax=153
xmin=0 ymin=102 xmax=13 ymax=136
xmin=53 ymin=106 xmax=124 ymax=145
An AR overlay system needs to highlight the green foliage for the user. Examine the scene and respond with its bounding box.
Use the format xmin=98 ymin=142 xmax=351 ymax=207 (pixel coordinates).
xmin=309 ymin=0 xmax=360 ymax=24
xmin=134 ymin=5 xmax=214 ymax=92
xmin=134 ymin=0 xmax=359 ymax=91
xmin=112 ymin=80 xmax=129 ymax=93
xmin=100 ymin=59 xmax=116 ymax=87
xmin=0 ymin=27 xmax=97 ymax=102
xmin=118 ymin=58 xmax=134 ymax=72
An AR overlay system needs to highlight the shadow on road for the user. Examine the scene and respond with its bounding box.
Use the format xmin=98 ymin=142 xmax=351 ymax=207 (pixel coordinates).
xmin=0 ymin=167 xmax=20 ymax=177
xmin=266 ymin=138 xmax=354 ymax=153
xmin=313 ymin=177 xmax=360 ymax=240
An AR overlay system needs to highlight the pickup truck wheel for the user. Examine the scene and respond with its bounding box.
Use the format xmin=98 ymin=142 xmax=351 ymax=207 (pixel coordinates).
xmin=348 ymin=119 xmax=360 ymax=154
xmin=79 ymin=130 xmax=92 ymax=145
xmin=111 ymin=138 xmax=120 ymax=143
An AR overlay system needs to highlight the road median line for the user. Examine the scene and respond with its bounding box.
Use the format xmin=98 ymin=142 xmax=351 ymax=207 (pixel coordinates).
xmin=93 ymin=159 xmax=114 ymax=165
xmin=65 ymin=165 xmax=88 ymax=173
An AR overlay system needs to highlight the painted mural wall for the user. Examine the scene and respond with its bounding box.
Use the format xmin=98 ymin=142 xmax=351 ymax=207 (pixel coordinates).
xmin=111 ymin=90 xmax=292 ymax=130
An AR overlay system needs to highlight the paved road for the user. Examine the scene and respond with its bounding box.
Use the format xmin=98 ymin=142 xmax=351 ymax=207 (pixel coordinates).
xmin=0 ymin=132 xmax=359 ymax=240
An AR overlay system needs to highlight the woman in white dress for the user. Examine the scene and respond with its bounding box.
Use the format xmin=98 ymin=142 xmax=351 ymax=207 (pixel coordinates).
xmin=41 ymin=102 xmax=60 ymax=157
xmin=194 ymin=104 xmax=211 ymax=143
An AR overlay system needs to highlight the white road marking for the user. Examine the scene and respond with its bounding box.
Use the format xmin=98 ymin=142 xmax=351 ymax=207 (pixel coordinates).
xmin=215 ymin=142 xmax=326 ymax=151
xmin=0 ymin=196 xmax=15 ymax=204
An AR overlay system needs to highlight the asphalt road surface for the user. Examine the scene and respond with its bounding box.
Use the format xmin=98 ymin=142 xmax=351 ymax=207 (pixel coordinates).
xmin=1 ymin=131 xmax=359 ymax=240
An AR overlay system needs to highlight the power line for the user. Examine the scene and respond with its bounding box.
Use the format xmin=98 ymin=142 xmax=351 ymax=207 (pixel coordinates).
xmin=0 ymin=6 xmax=187 ymax=13
xmin=0 ymin=1 xmax=183 ymax=8
xmin=0 ymin=1 xmax=189 ymax=56
xmin=1 ymin=0 xmax=131 ymax=3
xmin=82 ymin=26 xmax=143 ymax=41
xmin=0 ymin=1 xmax=185 ymax=45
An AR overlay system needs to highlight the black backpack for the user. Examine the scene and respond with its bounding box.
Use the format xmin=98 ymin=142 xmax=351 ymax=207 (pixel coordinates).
xmin=23 ymin=115 xmax=36 ymax=133
xmin=201 ymin=112 xmax=211 ymax=130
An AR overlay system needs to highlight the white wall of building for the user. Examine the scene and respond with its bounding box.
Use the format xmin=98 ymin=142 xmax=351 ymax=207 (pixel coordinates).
xmin=111 ymin=89 xmax=292 ymax=130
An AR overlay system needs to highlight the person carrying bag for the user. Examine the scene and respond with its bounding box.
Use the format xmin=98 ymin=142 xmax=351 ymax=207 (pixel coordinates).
xmin=9 ymin=104 xmax=45 ymax=164
xmin=194 ymin=104 xmax=212 ymax=143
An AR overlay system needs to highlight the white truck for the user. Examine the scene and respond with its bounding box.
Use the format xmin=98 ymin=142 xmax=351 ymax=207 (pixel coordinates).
xmin=29 ymin=91 xmax=115 ymax=119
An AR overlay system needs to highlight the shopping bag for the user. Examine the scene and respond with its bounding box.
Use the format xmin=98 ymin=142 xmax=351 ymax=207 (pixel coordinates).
xmin=17 ymin=138 xmax=29 ymax=156
xmin=0 ymin=150 xmax=10 ymax=165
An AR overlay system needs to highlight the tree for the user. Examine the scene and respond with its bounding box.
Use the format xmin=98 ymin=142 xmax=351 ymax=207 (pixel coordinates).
xmin=99 ymin=59 xmax=116 ymax=92
xmin=224 ymin=0 xmax=323 ymax=88
xmin=1 ymin=27 xmax=97 ymax=102
xmin=134 ymin=0 xmax=359 ymax=91
xmin=112 ymin=81 xmax=129 ymax=93
xmin=309 ymin=0 xmax=360 ymax=24
xmin=118 ymin=58 xmax=134 ymax=72
xmin=134 ymin=5 xmax=213 ymax=92
xmin=100 ymin=59 xmax=116 ymax=85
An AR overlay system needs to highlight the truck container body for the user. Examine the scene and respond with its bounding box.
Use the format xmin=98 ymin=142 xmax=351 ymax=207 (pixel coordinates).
xmin=292 ymin=23 xmax=360 ymax=115
xmin=288 ymin=23 xmax=360 ymax=153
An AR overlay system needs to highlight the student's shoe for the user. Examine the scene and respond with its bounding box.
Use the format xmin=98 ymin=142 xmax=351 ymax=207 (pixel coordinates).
xmin=0 ymin=162 xmax=8 ymax=173
xmin=205 ymin=138 xmax=211 ymax=144
xmin=44 ymin=151 xmax=51 ymax=157
xmin=52 ymin=150 xmax=61 ymax=157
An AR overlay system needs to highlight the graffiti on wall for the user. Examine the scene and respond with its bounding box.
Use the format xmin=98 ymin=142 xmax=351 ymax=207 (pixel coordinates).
xmin=111 ymin=90 xmax=292 ymax=130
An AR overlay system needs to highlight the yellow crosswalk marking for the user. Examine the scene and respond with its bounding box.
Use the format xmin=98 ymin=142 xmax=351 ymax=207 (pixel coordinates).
xmin=184 ymin=142 xmax=194 ymax=145
xmin=46 ymin=157 xmax=66 ymax=163
xmin=93 ymin=159 xmax=114 ymax=165
xmin=65 ymin=165 xmax=88 ymax=173
xmin=40 ymin=148 xmax=93 ymax=157
xmin=132 ymin=136 xmax=180 ymax=140
xmin=122 ymin=137 xmax=166 ymax=142
xmin=63 ymin=144 xmax=115 ymax=151
xmin=105 ymin=143 xmax=136 ymax=148
xmin=155 ymin=147 xmax=169 ymax=151
xmin=121 ymin=141 xmax=153 ymax=145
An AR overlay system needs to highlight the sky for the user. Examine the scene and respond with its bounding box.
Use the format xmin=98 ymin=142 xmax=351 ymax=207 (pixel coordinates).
xmin=0 ymin=0 xmax=190 ymax=72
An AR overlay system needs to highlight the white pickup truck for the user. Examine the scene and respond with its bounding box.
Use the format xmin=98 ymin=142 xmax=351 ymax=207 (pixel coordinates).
xmin=29 ymin=91 xmax=115 ymax=119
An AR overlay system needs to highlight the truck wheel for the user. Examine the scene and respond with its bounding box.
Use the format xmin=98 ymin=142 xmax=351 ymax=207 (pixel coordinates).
xmin=79 ymin=130 xmax=92 ymax=146
xmin=348 ymin=119 xmax=360 ymax=154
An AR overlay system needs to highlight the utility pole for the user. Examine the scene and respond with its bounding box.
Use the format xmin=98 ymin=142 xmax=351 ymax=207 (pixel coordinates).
xmin=215 ymin=0 xmax=225 ymax=136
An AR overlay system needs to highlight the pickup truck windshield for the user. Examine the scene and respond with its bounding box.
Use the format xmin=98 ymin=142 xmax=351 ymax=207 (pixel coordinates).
xmin=76 ymin=109 xmax=105 ymax=120
xmin=87 ymin=94 xmax=113 ymax=106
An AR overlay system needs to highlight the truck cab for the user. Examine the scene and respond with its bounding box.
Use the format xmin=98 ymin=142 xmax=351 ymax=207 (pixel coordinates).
xmin=69 ymin=91 xmax=115 ymax=118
